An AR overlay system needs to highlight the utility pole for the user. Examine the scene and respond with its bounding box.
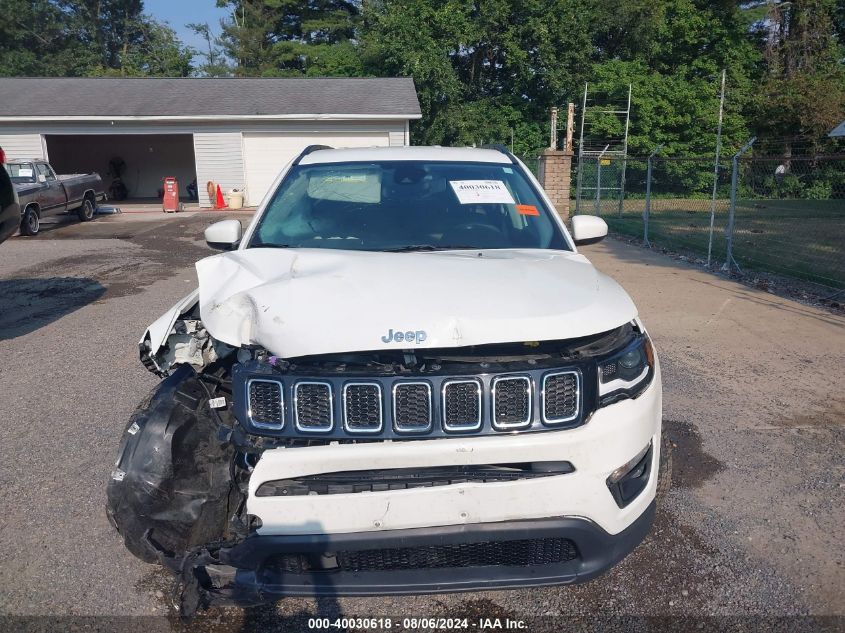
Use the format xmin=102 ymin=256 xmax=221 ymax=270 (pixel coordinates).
xmin=549 ymin=107 xmax=558 ymax=150
xmin=707 ymin=69 xmax=727 ymax=267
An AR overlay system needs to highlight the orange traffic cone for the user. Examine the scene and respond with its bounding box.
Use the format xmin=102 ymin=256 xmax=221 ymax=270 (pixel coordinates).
xmin=215 ymin=184 xmax=227 ymax=209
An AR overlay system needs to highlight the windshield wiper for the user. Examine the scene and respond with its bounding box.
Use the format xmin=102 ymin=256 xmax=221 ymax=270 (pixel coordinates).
xmin=382 ymin=244 xmax=478 ymax=252
xmin=250 ymin=242 xmax=293 ymax=249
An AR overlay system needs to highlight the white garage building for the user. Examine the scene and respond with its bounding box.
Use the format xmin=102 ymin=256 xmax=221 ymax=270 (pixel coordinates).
xmin=0 ymin=77 xmax=420 ymax=207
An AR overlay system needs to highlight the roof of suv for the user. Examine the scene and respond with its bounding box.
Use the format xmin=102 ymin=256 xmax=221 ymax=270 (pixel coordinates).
xmin=298 ymin=146 xmax=514 ymax=165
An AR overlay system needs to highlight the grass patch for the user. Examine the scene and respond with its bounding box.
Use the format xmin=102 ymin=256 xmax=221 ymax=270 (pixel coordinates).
xmin=603 ymin=199 xmax=845 ymax=289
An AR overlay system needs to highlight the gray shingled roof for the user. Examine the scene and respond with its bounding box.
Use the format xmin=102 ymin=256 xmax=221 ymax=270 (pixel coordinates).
xmin=0 ymin=77 xmax=421 ymax=118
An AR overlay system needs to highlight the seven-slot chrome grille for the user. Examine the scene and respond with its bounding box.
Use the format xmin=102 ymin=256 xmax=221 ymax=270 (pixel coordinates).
xmin=240 ymin=369 xmax=584 ymax=439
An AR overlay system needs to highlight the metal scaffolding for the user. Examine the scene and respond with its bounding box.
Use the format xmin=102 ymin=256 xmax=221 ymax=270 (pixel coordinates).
xmin=575 ymin=83 xmax=632 ymax=215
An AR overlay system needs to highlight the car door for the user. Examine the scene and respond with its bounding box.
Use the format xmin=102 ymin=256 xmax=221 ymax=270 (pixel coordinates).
xmin=35 ymin=163 xmax=65 ymax=212
xmin=0 ymin=162 xmax=20 ymax=245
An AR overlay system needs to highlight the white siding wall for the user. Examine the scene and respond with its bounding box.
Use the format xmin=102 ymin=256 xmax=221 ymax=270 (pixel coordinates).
xmin=242 ymin=131 xmax=391 ymax=206
xmin=389 ymin=130 xmax=406 ymax=146
xmin=0 ymin=133 xmax=45 ymax=160
xmin=0 ymin=120 xmax=412 ymax=207
xmin=193 ymin=132 xmax=245 ymax=208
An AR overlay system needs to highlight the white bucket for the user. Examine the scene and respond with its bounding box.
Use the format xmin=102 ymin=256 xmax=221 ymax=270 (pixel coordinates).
xmin=227 ymin=190 xmax=244 ymax=209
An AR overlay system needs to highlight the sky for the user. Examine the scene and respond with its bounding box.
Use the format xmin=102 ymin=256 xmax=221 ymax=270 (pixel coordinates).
xmin=144 ymin=0 xmax=231 ymax=52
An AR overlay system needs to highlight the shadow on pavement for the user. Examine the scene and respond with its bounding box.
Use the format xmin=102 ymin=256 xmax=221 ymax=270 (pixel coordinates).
xmin=0 ymin=277 xmax=106 ymax=340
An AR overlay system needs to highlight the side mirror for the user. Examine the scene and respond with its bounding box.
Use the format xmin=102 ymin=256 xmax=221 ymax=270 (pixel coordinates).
xmin=205 ymin=219 xmax=242 ymax=250
xmin=570 ymin=215 xmax=608 ymax=246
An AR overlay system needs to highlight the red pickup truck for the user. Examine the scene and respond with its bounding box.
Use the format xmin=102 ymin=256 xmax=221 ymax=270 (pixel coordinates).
xmin=6 ymin=158 xmax=107 ymax=236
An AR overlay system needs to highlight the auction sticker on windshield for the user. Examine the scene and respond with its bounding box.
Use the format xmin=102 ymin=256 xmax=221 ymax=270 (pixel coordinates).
xmin=450 ymin=180 xmax=515 ymax=205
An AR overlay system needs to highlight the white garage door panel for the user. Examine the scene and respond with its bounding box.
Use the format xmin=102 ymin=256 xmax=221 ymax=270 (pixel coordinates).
xmin=243 ymin=132 xmax=390 ymax=206
xmin=0 ymin=134 xmax=45 ymax=160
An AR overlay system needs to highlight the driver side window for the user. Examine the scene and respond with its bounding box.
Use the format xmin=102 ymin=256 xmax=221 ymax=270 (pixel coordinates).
xmin=36 ymin=163 xmax=56 ymax=182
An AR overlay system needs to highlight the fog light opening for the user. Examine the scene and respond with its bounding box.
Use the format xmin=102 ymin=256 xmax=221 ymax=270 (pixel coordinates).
xmin=607 ymin=441 xmax=653 ymax=508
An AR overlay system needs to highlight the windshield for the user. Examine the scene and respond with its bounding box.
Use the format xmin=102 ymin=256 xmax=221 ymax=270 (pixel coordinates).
xmin=7 ymin=163 xmax=36 ymax=184
xmin=249 ymin=160 xmax=570 ymax=252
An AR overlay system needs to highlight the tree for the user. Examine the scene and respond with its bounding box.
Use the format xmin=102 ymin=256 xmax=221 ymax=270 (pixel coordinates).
xmin=0 ymin=0 xmax=194 ymax=77
xmin=106 ymin=19 xmax=194 ymax=76
xmin=588 ymin=0 xmax=758 ymax=156
xmin=753 ymin=0 xmax=845 ymax=152
xmin=0 ymin=0 xmax=90 ymax=76
xmin=360 ymin=0 xmax=594 ymax=153
xmin=215 ymin=0 xmax=362 ymax=76
xmin=188 ymin=22 xmax=233 ymax=77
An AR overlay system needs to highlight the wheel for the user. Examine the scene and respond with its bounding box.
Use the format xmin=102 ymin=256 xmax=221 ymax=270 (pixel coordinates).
xmin=77 ymin=197 xmax=95 ymax=222
xmin=656 ymin=429 xmax=673 ymax=505
xmin=20 ymin=206 xmax=40 ymax=236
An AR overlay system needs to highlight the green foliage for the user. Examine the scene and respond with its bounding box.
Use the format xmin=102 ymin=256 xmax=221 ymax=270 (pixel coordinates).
xmin=1 ymin=0 xmax=843 ymax=159
xmin=804 ymin=180 xmax=833 ymax=200
xmin=359 ymin=0 xmax=593 ymax=151
xmin=0 ymin=0 xmax=194 ymax=76
xmin=215 ymin=0 xmax=360 ymax=76
xmin=188 ymin=22 xmax=233 ymax=77
xmin=752 ymin=0 xmax=845 ymax=151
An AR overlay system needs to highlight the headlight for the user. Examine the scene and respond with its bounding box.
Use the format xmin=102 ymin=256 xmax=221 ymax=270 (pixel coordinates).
xmin=597 ymin=333 xmax=655 ymax=406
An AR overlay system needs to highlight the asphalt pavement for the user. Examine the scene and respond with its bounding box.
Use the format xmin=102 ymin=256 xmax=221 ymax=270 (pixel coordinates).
xmin=0 ymin=210 xmax=842 ymax=633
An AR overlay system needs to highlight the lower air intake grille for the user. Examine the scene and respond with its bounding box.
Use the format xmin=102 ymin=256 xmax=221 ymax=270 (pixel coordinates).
xmin=295 ymin=382 xmax=332 ymax=431
xmin=543 ymin=372 xmax=579 ymax=423
xmin=393 ymin=383 xmax=432 ymax=431
xmin=248 ymin=380 xmax=284 ymax=428
xmin=337 ymin=538 xmax=578 ymax=571
xmin=343 ymin=383 xmax=382 ymax=432
xmin=493 ymin=377 xmax=531 ymax=428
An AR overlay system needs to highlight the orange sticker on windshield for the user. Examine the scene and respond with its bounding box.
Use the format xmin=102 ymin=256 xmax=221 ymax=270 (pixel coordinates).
xmin=516 ymin=204 xmax=540 ymax=216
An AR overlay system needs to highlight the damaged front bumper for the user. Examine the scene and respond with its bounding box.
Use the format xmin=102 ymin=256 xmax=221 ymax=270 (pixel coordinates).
xmin=197 ymin=377 xmax=662 ymax=602
xmin=201 ymin=501 xmax=656 ymax=601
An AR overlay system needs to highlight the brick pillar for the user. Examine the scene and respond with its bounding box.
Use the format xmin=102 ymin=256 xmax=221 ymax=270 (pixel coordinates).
xmin=538 ymin=149 xmax=573 ymax=221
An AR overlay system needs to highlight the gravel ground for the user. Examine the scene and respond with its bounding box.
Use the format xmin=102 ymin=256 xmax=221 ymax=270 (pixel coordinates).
xmin=0 ymin=212 xmax=842 ymax=633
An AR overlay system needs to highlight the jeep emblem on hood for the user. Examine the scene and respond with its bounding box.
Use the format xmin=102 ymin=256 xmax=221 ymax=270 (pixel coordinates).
xmin=381 ymin=329 xmax=427 ymax=344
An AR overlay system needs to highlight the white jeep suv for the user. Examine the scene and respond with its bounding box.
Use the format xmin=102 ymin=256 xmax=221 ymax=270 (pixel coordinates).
xmin=106 ymin=145 xmax=666 ymax=612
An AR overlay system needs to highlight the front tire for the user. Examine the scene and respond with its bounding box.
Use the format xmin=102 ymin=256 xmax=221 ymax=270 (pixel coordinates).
xmin=77 ymin=196 xmax=95 ymax=222
xmin=20 ymin=206 xmax=39 ymax=236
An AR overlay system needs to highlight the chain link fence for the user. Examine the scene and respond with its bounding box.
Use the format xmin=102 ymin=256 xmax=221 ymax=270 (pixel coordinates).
xmin=574 ymin=152 xmax=845 ymax=290
xmin=517 ymin=154 xmax=540 ymax=177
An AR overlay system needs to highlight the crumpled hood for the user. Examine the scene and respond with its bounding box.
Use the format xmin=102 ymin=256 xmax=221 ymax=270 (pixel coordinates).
xmin=196 ymin=248 xmax=637 ymax=358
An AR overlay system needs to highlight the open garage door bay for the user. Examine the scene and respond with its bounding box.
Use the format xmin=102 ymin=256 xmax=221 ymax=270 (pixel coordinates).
xmin=46 ymin=134 xmax=196 ymax=201
xmin=243 ymin=132 xmax=390 ymax=206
